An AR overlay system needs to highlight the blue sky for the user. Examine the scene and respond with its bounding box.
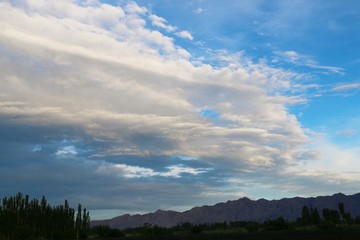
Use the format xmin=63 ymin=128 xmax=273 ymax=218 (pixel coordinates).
xmin=1 ymin=0 xmax=360 ymax=220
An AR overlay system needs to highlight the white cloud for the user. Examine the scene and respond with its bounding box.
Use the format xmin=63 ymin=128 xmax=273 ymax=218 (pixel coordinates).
xmin=332 ymin=82 xmax=360 ymax=92
xmin=56 ymin=146 xmax=78 ymax=157
xmin=0 ymin=1 xmax=306 ymax=166
xmin=275 ymin=50 xmax=344 ymax=74
xmin=273 ymin=132 xmax=360 ymax=197
xmin=124 ymin=1 xmax=147 ymax=14
xmin=162 ymin=165 xmax=211 ymax=177
xmin=83 ymin=0 xmax=99 ymax=6
xmin=282 ymin=50 xmax=299 ymax=62
xmin=149 ymin=14 xmax=177 ymax=32
xmin=96 ymin=163 xmax=211 ymax=178
xmin=176 ymin=30 xmax=194 ymax=40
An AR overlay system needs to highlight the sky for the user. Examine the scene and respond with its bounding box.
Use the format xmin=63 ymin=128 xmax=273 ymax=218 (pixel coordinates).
xmin=1 ymin=0 xmax=360 ymax=220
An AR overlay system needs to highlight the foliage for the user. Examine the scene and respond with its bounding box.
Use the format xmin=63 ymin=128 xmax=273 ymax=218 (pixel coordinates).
xmin=322 ymin=208 xmax=340 ymax=225
xmin=112 ymin=202 xmax=360 ymax=238
xmin=263 ymin=217 xmax=289 ymax=231
xmin=300 ymin=206 xmax=320 ymax=226
xmin=0 ymin=193 xmax=90 ymax=240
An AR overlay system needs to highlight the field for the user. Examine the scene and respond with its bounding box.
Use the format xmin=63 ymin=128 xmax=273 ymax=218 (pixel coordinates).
xmin=93 ymin=226 xmax=360 ymax=240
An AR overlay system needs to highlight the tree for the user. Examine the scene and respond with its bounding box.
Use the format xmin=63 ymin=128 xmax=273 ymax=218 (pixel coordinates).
xmin=0 ymin=193 xmax=89 ymax=239
xmin=76 ymin=203 xmax=82 ymax=238
xmin=310 ymin=207 xmax=320 ymax=225
xmin=301 ymin=205 xmax=310 ymax=225
xmin=322 ymin=208 xmax=331 ymax=222
xmin=330 ymin=210 xmax=340 ymax=225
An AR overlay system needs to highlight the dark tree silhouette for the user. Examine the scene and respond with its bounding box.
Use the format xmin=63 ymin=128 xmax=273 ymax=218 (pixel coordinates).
xmin=310 ymin=207 xmax=320 ymax=225
xmin=301 ymin=205 xmax=310 ymax=225
xmin=0 ymin=193 xmax=90 ymax=239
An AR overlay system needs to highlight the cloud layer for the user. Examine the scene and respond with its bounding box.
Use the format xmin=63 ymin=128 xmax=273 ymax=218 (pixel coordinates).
xmin=1 ymin=1 xmax=359 ymax=219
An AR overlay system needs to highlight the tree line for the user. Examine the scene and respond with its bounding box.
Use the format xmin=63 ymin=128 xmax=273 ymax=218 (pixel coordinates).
xmin=2 ymin=193 xmax=360 ymax=239
xmin=93 ymin=202 xmax=360 ymax=238
xmin=299 ymin=202 xmax=358 ymax=227
xmin=0 ymin=193 xmax=90 ymax=240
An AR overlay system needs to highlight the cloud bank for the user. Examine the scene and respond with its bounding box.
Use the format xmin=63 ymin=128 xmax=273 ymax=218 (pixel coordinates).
xmin=1 ymin=0 xmax=358 ymax=219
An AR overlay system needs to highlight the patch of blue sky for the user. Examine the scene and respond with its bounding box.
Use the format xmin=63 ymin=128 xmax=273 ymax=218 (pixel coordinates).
xmin=200 ymin=109 xmax=220 ymax=120
xmin=55 ymin=145 xmax=77 ymax=157
xmin=248 ymin=186 xmax=296 ymax=201
xmin=54 ymin=137 xmax=96 ymax=155
xmin=174 ymin=155 xmax=198 ymax=161
xmin=293 ymin=93 xmax=360 ymax=128
xmin=90 ymin=209 xmax=127 ymax=221
xmin=200 ymin=109 xmax=232 ymax=127
xmin=200 ymin=108 xmax=238 ymax=127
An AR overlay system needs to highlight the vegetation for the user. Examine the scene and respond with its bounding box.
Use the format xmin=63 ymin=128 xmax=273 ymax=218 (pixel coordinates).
xmin=87 ymin=201 xmax=360 ymax=239
xmin=93 ymin=219 xmax=360 ymax=240
xmin=0 ymin=193 xmax=90 ymax=240
xmin=2 ymin=193 xmax=360 ymax=239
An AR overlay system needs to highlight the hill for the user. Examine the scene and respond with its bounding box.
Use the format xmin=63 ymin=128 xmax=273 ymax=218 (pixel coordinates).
xmin=91 ymin=192 xmax=360 ymax=229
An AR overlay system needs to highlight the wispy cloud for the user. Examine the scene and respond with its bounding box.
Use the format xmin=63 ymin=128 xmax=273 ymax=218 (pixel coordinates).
xmin=274 ymin=50 xmax=344 ymax=74
xmin=336 ymin=129 xmax=357 ymax=137
xmin=96 ymin=163 xmax=211 ymax=178
xmin=332 ymin=82 xmax=360 ymax=92
xmin=194 ymin=8 xmax=204 ymax=14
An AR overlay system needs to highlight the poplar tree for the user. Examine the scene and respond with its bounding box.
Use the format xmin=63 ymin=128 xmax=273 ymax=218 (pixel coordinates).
xmin=0 ymin=193 xmax=89 ymax=239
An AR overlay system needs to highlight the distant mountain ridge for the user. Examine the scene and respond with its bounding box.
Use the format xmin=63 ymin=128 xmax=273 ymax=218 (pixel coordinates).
xmin=91 ymin=192 xmax=360 ymax=229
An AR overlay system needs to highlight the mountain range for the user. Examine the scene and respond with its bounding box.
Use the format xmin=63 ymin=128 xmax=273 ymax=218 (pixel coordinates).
xmin=91 ymin=192 xmax=360 ymax=229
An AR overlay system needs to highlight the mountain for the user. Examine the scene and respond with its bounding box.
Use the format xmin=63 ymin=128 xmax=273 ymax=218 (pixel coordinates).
xmin=91 ymin=192 xmax=360 ymax=229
